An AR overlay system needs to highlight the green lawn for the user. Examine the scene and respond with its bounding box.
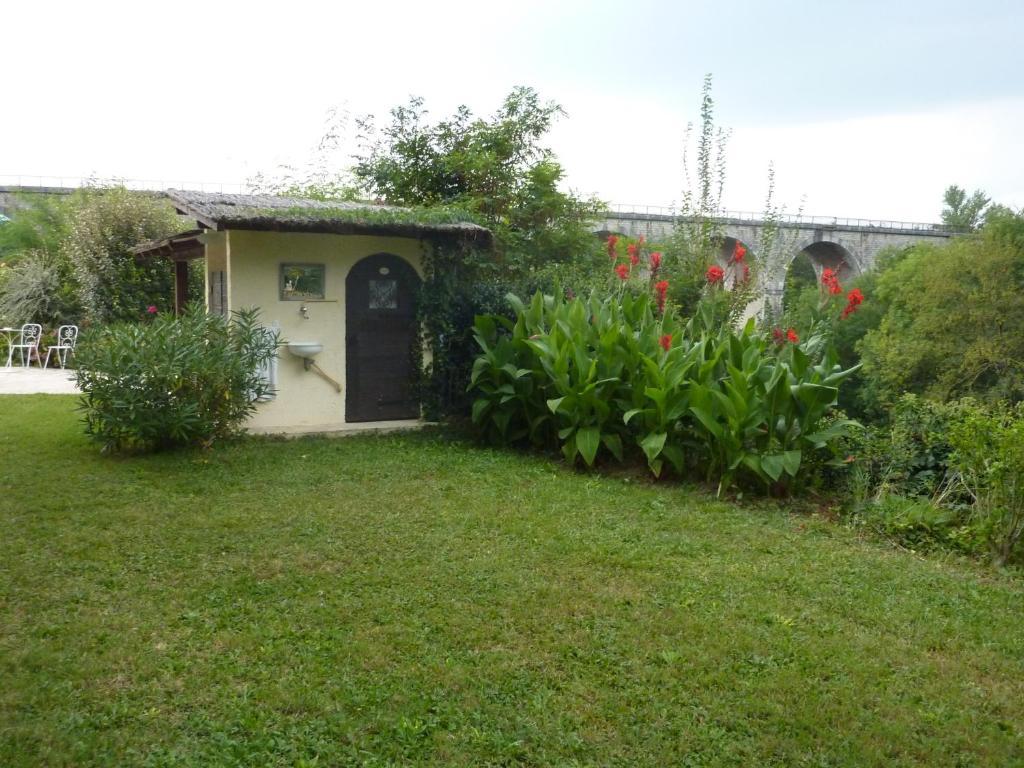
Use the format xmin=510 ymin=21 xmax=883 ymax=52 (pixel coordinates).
xmin=1 ymin=396 xmax=1022 ymax=767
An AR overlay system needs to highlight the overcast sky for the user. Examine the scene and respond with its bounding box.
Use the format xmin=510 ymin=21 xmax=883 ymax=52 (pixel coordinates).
xmin=3 ymin=0 xmax=1022 ymax=222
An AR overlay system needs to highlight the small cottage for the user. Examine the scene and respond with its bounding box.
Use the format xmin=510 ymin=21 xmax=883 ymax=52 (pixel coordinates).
xmin=135 ymin=190 xmax=490 ymax=434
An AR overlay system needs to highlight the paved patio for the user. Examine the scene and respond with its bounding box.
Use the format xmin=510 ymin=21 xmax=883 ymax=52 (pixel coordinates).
xmin=0 ymin=367 xmax=80 ymax=395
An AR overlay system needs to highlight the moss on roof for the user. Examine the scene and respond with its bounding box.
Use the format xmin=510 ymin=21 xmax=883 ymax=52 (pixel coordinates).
xmin=165 ymin=190 xmax=491 ymax=243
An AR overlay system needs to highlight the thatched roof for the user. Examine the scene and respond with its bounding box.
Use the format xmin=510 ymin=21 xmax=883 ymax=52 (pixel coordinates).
xmin=164 ymin=189 xmax=491 ymax=243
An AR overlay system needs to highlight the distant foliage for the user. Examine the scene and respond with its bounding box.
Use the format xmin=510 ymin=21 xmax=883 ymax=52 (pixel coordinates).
xmin=857 ymin=212 xmax=1024 ymax=410
xmin=62 ymin=187 xmax=182 ymax=323
xmin=75 ymin=307 xmax=279 ymax=453
xmin=941 ymin=184 xmax=990 ymax=231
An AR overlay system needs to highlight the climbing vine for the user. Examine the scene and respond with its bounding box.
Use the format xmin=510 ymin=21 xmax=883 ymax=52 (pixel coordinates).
xmin=415 ymin=236 xmax=512 ymax=420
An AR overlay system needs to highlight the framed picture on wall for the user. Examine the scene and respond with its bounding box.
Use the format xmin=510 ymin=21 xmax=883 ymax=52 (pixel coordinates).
xmin=280 ymin=263 xmax=326 ymax=301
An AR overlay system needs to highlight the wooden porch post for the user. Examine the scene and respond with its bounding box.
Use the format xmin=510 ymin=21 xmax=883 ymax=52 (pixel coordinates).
xmin=174 ymin=260 xmax=189 ymax=316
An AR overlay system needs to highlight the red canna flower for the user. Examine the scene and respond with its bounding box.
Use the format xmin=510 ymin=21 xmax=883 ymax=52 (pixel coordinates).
xmin=615 ymin=262 xmax=630 ymax=281
xmin=772 ymin=327 xmax=785 ymax=344
xmin=627 ymin=243 xmax=640 ymax=266
xmin=146 ymin=305 xmax=158 ymax=314
xmin=706 ymin=265 xmax=725 ymax=284
xmin=821 ymin=268 xmax=842 ymax=295
xmin=638 ymin=235 xmax=646 ymax=246
xmin=654 ymin=280 xmax=669 ymax=313
xmin=659 ymin=333 xmax=672 ymax=351
xmin=607 ymin=234 xmax=619 ymax=260
xmin=649 ymin=251 xmax=662 ymax=272
xmin=786 ymin=327 xmax=799 ymax=343
xmin=733 ymin=242 xmax=747 ymax=262
xmin=841 ymin=287 xmax=865 ymax=319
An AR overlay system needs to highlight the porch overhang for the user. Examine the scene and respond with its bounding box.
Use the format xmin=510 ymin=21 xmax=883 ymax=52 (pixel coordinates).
xmin=132 ymin=229 xmax=206 ymax=261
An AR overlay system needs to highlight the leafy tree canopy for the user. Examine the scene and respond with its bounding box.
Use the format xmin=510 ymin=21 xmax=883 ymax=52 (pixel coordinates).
xmin=352 ymin=87 xmax=605 ymax=273
xmin=941 ymin=184 xmax=990 ymax=231
xmin=857 ymin=211 xmax=1024 ymax=410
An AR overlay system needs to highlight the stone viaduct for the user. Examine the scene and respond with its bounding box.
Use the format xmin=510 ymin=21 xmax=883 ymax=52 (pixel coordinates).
xmin=597 ymin=206 xmax=958 ymax=312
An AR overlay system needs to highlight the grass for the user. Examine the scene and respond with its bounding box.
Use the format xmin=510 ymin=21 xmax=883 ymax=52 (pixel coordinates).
xmin=1 ymin=395 xmax=1022 ymax=766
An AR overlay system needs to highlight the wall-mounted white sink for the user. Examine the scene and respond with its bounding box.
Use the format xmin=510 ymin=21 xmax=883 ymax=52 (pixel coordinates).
xmin=287 ymin=342 xmax=323 ymax=359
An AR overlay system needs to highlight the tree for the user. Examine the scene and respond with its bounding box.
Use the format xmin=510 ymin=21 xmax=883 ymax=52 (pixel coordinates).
xmin=941 ymin=184 xmax=990 ymax=231
xmin=353 ymin=87 xmax=604 ymax=273
xmin=857 ymin=212 xmax=1024 ymax=411
xmin=61 ymin=187 xmax=183 ymax=323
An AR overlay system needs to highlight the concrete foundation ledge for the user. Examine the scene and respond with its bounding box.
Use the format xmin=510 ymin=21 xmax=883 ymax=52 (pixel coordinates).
xmin=245 ymin=419 xmax=434 ymax=438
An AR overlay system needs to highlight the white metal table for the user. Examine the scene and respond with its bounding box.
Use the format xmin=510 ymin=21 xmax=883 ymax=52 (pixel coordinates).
xmin=2 ymin=327 xmax=20 ymax=367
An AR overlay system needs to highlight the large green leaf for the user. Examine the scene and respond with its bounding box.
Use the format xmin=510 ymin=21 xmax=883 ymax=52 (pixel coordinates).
xmin=781 ymin=449 xmax=802 ymax=476
xmin=576 ymin=426 xmax=601 ymax=466
xmin=661 ymin=444 xmax=685 ymax=473
xmin=601 ymin=432 xmax=624 ymax=462
xmin=471 ymin=398 xmax=490 ymax=424
xmin=640 ymin=431 xmax=667 ymax=464
xmin=623 ymin=408 xmax=645 ymax=425
xmin=561 ymin=433 xmax=578 ymax=464
xmin=791 ymin=382 xmax=838 ymax=410
xmin=761 ymin=453 xmax=784 ymax=482
xmin=803 ymin=419 xmax=860 ymax=447
xmin=690 ymin=406 xmax=723 ymax=439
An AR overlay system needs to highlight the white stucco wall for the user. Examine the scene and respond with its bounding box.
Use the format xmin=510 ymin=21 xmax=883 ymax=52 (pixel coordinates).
xmin=212 ymin=230 xmax=427 ymax=432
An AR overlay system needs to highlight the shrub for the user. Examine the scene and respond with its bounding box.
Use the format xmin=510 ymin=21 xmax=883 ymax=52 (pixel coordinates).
xmin=848 ymin=394 xmax=965 ymax=502
xmin=851 ymin=494 xmax=977 ymax=554
xmin=75 ymin=307 xmax=279 ymax=453
xmin=949 ymin=402 xmax=1024 ymax=566
xmin=841 ymin=395 xmax=1024 ymax=566
xmin=469 ymin=247 xmax=859 ymax=495
xmin=62 ymin=187 xmax=183 ymax=323
xmin=0 ymin=249 xmax=81 ymax=328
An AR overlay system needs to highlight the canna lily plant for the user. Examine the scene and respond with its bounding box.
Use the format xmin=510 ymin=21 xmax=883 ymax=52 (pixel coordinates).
xmin=469 ymin=236 xmax=861 ymax=495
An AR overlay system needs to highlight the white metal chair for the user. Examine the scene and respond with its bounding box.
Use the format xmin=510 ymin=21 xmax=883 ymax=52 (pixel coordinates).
xmin=7 ymin=323 xmax=42 ymax=368
xmin=43 ymin=325 xmax=79 ymax=369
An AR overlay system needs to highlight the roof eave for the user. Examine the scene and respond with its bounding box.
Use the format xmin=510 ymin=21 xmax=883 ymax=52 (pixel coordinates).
xmin=215 ymin=217 xmax=492 ymax=244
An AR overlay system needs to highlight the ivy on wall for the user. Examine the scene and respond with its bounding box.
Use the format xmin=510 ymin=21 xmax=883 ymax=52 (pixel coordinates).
xmin=415 ymin=236 xmax=512 ymax=420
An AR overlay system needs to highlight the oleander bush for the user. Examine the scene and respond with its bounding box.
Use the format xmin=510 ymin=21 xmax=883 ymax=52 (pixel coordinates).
xmin=469 ymin=240 xmax=860 ymax=495
xmin=75 ymin=306 xmax=279 ymax=453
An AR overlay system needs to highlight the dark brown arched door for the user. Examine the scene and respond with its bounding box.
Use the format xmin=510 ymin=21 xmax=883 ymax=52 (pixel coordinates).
xmin=345 ymin=253 xmax=421 ymax=422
